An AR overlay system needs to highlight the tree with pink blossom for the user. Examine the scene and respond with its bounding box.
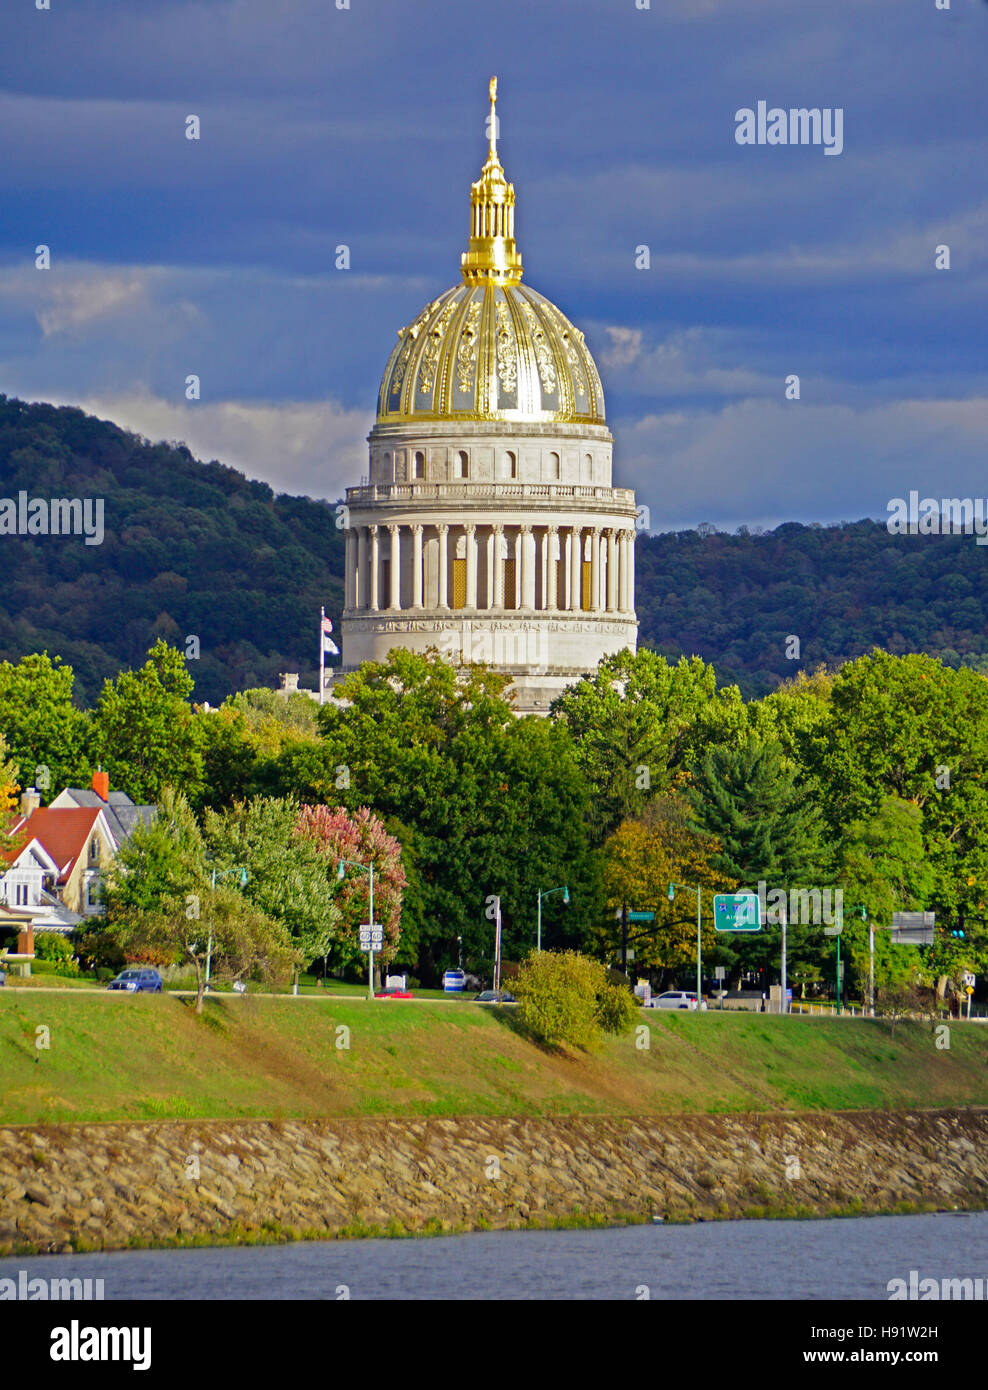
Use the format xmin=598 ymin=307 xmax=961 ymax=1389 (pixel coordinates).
xmin=296 ymin=803 xmax=406 ymax=976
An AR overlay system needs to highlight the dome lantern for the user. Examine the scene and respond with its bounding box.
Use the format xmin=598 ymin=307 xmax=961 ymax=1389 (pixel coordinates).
xmin=460 ymin=77 xmax=523 ymax=287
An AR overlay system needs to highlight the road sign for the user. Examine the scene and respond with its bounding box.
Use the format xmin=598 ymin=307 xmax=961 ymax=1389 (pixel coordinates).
xmin=963 ymin=972 xmax=976 ymax=987
xmin=714 ymin=966 xmax=726 ymax=981
xmin=713 ymin=892 xmax=761 ymax=932
xmin=966 ymin=986 xmax=975 ymax=995
xmin=890 ymin=911 xmax=935 ymax=946
xmin=628 ymin=910 xmax=655 ymax=923
xmin=359 ymin=924 xmax=383 ymax=952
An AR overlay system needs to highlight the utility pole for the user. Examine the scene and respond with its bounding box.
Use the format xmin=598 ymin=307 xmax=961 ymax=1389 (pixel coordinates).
xmin=621 ymin=902 xmax=628 ymax=976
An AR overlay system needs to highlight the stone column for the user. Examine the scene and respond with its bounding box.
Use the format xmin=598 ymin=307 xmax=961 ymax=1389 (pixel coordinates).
xmin=437 ymin=524 xmax=449 ymax=609
xmin=606 ymin=528 xmax=618 ymax=612
xmin=520 ymin=525 xmax=536 ymax=610
xmin=569 ymin=525 xmax=582 ymax=611
xmin=369 ymin=525 xmax=379 ymax=611
xmin=344 ymin=529 xmax=355 ymax=609
xmin=465 ymin=523 xmax=477 ymax=609
xmin=492 ymin=524 xmax=504 ymax=608
xmin=589 ymin=527 xmax=601 ymax=611
xmin=389 ymin=523 xmax=401 ymax=610
xmin=546 ymin=526 xmax=559 ymax=611
xmin=624 ymin=527 xmax=636 ymax=613
xmin=412 ymin=523 xmax=423 ymax=609
xmin=356 ymin=525 xmax=368 ymax=610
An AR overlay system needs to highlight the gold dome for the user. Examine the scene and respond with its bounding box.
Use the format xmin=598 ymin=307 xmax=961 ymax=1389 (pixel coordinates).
xmin=376 ymin=79 xmax=605 ymax=426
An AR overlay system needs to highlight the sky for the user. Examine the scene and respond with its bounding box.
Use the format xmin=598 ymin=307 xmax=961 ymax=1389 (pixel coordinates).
xmin=1 ymin=0 xmax=986 ymax=532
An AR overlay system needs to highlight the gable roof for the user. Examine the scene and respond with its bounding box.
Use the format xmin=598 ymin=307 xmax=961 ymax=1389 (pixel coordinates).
xmin=5 ymin=807 xmax=106 ymax=883
xmin=49 ymin=788 xmax=155 ymax=847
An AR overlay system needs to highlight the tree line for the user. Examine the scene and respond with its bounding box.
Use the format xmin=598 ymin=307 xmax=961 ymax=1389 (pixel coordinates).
xmin=1 ymin=639 xmax=985 ymax=1007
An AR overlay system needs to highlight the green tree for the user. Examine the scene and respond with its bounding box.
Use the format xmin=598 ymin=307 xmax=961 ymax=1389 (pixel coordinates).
xmin=551 ymin=649 xmax=719 ymax=842
xmin=810 ymin=651 xmax=988 ymax=923
xmin=0 ymin=652 xmax=90 ymax=797
xmin=92 ymin=640 xmax=205 ymax=803
xmin=275 ymin=650 xmax=600 ymax=982
xmin=202 ymin=796 xmax=343 ymax=970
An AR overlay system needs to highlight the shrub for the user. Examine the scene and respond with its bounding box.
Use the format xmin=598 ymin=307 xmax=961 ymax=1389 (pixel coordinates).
xmin=34 ymin=933 xmax=80 ymax=976
xmin=34 ymin=933 xmax=73 ymax=963
xmin=511 ymin=950 xmax=638 ymax=1050
xmin=596 ymin=980 xmax=640 ymax=1036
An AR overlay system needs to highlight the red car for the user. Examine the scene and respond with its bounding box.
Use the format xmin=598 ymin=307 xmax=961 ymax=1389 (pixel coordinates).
xmin=374 ymin=988 xmax=413 ymax=1000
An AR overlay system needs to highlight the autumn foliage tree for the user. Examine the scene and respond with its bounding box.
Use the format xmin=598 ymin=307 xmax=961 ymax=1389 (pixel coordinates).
xmin=295 ymin=804 xmax=406 ymax=977
xmin=601 ymin=795 xmax=728 ymax=979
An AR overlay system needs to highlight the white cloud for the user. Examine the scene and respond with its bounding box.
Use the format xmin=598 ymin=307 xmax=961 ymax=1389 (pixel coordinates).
xmin=57 ymin=390 xmax=372 ymax=501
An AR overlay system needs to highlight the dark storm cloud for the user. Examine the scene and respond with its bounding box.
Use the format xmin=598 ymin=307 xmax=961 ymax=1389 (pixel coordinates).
xmin=1 ymin=0 xmax=986 ymax=525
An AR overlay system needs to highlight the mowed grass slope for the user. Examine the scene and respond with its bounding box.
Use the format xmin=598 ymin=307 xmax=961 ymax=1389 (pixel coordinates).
xmin=1 ymin=993 xmax=986 ymax=1125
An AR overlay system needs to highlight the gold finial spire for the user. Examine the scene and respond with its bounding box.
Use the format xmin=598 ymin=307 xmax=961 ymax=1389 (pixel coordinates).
xmin=489 ymin=76 xmax=498 ymax=159
xmin=461 ymin=76 xmax=523 ymax=286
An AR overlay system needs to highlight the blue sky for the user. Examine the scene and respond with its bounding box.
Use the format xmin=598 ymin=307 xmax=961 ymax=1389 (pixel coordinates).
xmin=1 ymin=0 xmax=986 ymax=530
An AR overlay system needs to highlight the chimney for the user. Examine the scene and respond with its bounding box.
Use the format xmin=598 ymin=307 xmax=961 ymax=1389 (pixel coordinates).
xmin=19 ymin=787 xmax=41 ymax=819
xmin=92 ymin=769 xmax=110 ymax=802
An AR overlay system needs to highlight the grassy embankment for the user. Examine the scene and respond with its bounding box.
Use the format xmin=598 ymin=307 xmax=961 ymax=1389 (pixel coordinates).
xmin=1 ymin=991 xmax=986 ymax=1127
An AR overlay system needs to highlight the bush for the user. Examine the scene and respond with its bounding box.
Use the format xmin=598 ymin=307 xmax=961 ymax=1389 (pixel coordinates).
xmin=34 ymin=933 xmax=80 ymax=976
xmin=596 ymin=980 xmax=640 ymax=1036
xmin=34 ymin=933 xmax=74 ymax=963
xmin=511 ymin=950 xmax=637 ymax=1050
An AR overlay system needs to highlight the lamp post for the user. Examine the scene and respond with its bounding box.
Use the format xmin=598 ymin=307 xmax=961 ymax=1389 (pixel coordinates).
xmin=824 ymin=907 xmax=843 ymax=1016
xmin=536 ymin=885 xmax=569 ymax=952
xmin=206 ymin=864 xmax=248 ymax=990
xmin=337 ymin=858 xmax=376 ymax=999
xmin=668 ymin=881 xmax=703 ymax=1010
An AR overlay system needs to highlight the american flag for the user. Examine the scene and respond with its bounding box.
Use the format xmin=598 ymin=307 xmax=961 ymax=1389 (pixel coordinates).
xmin=322 ymin=615 xmax=333 ymax=634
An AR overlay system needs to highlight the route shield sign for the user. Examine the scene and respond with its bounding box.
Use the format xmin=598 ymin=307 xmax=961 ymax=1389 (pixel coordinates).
xmin=713 ymin=892 xmax=761 ymax=932
xmin=359 ymin=925 xmax=384 ymax=952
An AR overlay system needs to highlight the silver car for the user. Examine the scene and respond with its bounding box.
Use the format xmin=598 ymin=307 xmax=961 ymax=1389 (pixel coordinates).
xmin=652 ymin=990 xmax=707 ymax=1011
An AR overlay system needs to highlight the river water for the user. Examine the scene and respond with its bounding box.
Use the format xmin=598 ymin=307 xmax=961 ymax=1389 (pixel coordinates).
xmin=2 ymin=1211 xmax=985 ymax=1299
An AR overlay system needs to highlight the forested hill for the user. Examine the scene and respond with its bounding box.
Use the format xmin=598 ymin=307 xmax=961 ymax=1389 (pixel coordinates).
xmin=1 ymin=393 xmax=986 ymax=704
xmin=637 ymin=520 xmax=988 ymax=697
xmin=0 ymin=395 xmax=344 ymax=705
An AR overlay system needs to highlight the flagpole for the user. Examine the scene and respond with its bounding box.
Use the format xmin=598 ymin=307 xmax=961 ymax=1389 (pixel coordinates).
xmin=319 ymin=605 xmax=325 ymax=706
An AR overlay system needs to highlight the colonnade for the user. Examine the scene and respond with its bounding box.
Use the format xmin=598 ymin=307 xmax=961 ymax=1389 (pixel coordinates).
xmin=344 ymin=521 xmax=635 ymax=615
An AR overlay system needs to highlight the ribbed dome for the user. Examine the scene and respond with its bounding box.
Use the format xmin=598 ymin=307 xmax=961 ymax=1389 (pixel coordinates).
xmin=377 ymin=281 xmax=605 ymax=425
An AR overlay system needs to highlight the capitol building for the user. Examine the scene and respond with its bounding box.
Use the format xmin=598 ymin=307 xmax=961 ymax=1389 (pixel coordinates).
xmin=339 ymin=79 xmax=638 ymax=713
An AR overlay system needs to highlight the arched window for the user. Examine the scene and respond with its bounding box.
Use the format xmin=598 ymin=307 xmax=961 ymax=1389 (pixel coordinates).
xmin=454 ymin=450 xmax=469 ymax=479
xmin=548 ymin=451 xmax=560 ymax=480
xmin=500 ymin=450 xmax=517 ymax=480
xmin=413 ymin=450 xmax=425 ymax=479
xmin=582 ymin=452 xmax=593 ymax=482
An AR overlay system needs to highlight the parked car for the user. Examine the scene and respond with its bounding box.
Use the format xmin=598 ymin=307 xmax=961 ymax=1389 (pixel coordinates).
xmin=106 ymin=968 xmax=163 ymax=993
xmin=473 ymin=989 xmax=516 ymax=1003
xmin=374 ymin=988 xmax=413 ymax=1000
xmin=652 ymin=990 xmax=707 ymax=1011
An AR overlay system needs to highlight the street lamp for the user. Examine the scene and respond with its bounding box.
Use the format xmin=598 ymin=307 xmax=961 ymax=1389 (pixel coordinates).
xmin=536 ymin=885 xmax=569 ymax=952
xmin=338 ymin=857 xmax=376 ymax=999
xmin=668 ymin=881 xmax=703 ymax=1011
xmin=824 ymin=908 xmax=843 ymax=1016
xmin=206 ymin=864 xmax=248 ymax=990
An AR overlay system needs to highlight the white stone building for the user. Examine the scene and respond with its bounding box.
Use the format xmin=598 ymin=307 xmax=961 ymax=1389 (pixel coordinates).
xmin=339 ymin=79 xmax=637 ymax=713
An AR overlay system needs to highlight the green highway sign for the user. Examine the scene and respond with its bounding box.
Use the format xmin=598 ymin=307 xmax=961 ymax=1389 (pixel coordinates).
xmin=628 ymin=910 xmax=655 ymax=922
xmin=713 ymin=892 xmax=761 ymax=932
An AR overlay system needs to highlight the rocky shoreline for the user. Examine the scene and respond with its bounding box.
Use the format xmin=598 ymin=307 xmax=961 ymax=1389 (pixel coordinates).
xmin=1 ymin=1108 xmax=986 ymax=1255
